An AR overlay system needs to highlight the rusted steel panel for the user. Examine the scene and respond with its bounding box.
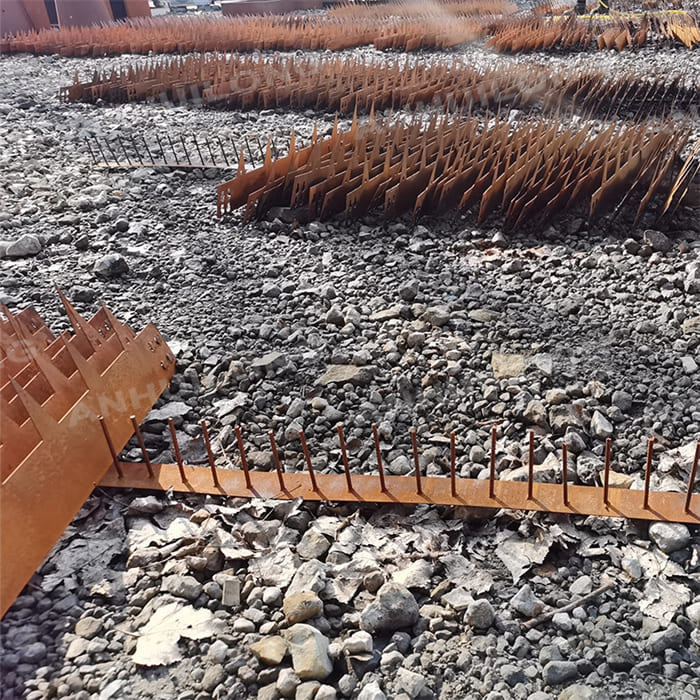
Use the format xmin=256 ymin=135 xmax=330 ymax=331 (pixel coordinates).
xmin=0 ymin=0 xmax=50 ymax=36
xmin=55 ymin=0 xmax=113 ymax=29
xmin=0 ymin=296 xmax=174 ymax=618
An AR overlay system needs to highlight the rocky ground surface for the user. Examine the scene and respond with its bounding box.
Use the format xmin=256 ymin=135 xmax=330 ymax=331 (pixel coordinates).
xmin=1 ymin=22 xmax=700 ymax=700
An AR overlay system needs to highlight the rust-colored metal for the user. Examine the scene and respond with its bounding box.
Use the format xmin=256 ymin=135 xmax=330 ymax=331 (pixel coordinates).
xmin=0 ymin=296 xmax=174 ymax=617
xmin=1 ymin=1 xmax=513 ymax=55
xmin=0 ymin=0 xmax=51 ymax=37
xmin=97 ymin=423 xmax=700 ymax=524
xmin=60 ymin=53 xmax=699 ymax=122
xmin=216 ymin=112 xmax=693 ymax=231
xmin=54 ymin=0 xmax=113 ymax=29
xmin=486 ymin=10 xmax=700 ymax=52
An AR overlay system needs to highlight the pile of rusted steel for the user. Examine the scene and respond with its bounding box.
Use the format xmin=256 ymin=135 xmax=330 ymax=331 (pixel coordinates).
xmin=0 ymin=12 xmax=491 ymax=55
xmin=60 ymin=53 xmax=699 ymax=120
xmin=487 ymin=10 xmax=700 ymax=51
xmin=216 ymin=112 xmax=695 ymax=229
xmin=4 ymin=4 xmax=699 ymax=54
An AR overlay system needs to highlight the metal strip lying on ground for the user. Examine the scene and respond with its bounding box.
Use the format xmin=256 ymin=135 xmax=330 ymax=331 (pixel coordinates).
xmin=0 ymin=295 xmax=175 ymax=617
xmin=98 ymin=422 xmax=700 ymax=524
xmin=216 ymin=112 xmax=695 ymax=230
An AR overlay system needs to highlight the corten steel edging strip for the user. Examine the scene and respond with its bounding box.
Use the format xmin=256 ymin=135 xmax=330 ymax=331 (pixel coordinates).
xmin=0 ymin=322 xmax=174 ymax=618
xmin=100 ymin=462 xmax=700 ymax=525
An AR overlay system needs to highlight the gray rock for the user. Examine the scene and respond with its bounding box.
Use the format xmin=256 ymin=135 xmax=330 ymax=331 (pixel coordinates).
xmin=394 ymin=668 xmax=426 ymax=698
xmin=590 ymin=411 xmax=613 ymax=439
xmin=681 ymin=356 xmax=698 ymax=374
xmin=297 ymin=529 xmax=331 ymax=560
xmin=357 ymin=682 xmax=387 ymax=700
xmin=569 ymin=575 xmax=593 ymax=596
xmin=326 ymin=305 xmax=345 ymax=326
xmin=523 ymin=400 xmax=548 ymax=427
xmin=398 ymin=279 xmax=419 ymax=301
xmin=465 ymin=599 xmax=495 ymax=629
xmin=643 ymin=230 xmax=672 ymax=253
xmin=558 ymin=685 xmax=608 ymax=700
xmin=161 ymin=574 xmax=203 ymax=601
xmin=575 ymin=452 xmax=601 ymax=485
xmin=360 ymin=582 xmax=420 ymax=634
xmin=422 ymin=305 xmax=451 ymax=327
xmin=611 ymin=390 xmax=633 ymax=412
xmin=296 ymin=681 xmax=322 ymax=700
xmin=343 ymin=631 xmax=373 ymax=655
xmin=318 ymin=364 xmax=374 ymax=386
xmin=685 ymin=601 xmax=700 ymax=626
xmin=647 ymin=623 xmax=686 ymax=654
xmin=510 ymin=585 xmax=544 ymax=617
xmin=20 ymin=642 xmax=47 ymax=664
xmin=649 ymin=522 xmax=691 ymax=553
xmin=74 ymin=616 xmax=103 ymax=639
xmin=501 ymin=663 xmax=526 ymax=686
xmin=552 ymin=612 xmax=573 ymax=632
xmin=605 ymin=637 xmax=636 ymax=671
xmin=685 ymin=262 xmax=700 ymax=294
xmin=287 ymin=560 xmax=326 ymax=596
xmin=542 ymin=660 xmax=578 ymax=685
xmin=6 ymin=234 xmax=41 ymax=258
xmin=201 ymin=664 xmax=225 ymax=692
xmin=284 ymin=624 xmax=333 ymax=680
xmin=276 ymin=667 xmax=300 ymax=697
xmin=93 ymin=253 xmax=129 ymax=278
xmin=315 ymin=685 xmax=337 ymax=700
xmin=251 ymin=351 xmax=287 ymax=371
xmin=549 ymin=405 xmax=584 ymax=435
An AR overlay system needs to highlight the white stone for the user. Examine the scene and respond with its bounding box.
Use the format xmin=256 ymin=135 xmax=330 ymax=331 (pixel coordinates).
xmin=357 ymin=681 xmax=387 ymax=700
xmin=343 ymin=631 xmax=373 ymax=655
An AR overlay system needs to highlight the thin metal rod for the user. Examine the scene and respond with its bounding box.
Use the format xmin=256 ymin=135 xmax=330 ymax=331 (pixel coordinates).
xmin=204 ymin=136 xmax=217 ymax=166
xmin=181 ymin=134 xmax=193 ymax=165
xmin=244 ymin=136 xmax=255 ymax=164
xmin=372 ymin=423 xmax=387 ymax=492
xmin=527 ymin=430 xmax=534 ymax=500
xmin=155 ymin=133 xmax=167 ymax=164
xmin=99 ymin=416 xmax=123 ymax=478
xmin=94 ymin=137 xmax=111 ymax=165
xmin=142 ymin=135 xmax=156 ymax=165
xmin=85 ymin=138 xmax=97 ymax=166
xmin=410 ymin=429 xmax=422 ymax=495
xmin=216 ymin=135 xmax=230 ymax=166
xmin=117 ymin=135 xmax=132 ymax=166
xmin=603 ymin=437 xmax=611 ymax=505
xmin=168 ymin=417 xmax=187 ymax=482
xmin=643 ymin=437 xmax=654 ymax=509
xmin=489 ymin=425 xmax=496 ymax=499
xmin=201 ymin=421 xmax=220 ymax=488
xmin=268 ymin=430 xmax=286 ymax=492
xmin=130 ymin=415 xmax=153 ymax=478
xmin=299 ymin=430 xmax=318 ymax=492
xmin=450 ymin=431 xmax=457 ymax=497
xmin=166 ymin=133 xmax=180 ymax=165
xmin=684 ymin=441 xmax=700 ymax=513
xmin=337 ymin=424 xmax=353 ymax=492
xmin=234 ymin=425 xmax=252 ymax=489
xmin=192 ymin=134 xmax=205 ymax=165
xmin=562 ymin=442 xmax=568 ymax=506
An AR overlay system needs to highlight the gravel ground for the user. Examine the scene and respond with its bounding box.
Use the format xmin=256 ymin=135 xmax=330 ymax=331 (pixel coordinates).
xmin=1 ymin=28 xmax=700 ymax=700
